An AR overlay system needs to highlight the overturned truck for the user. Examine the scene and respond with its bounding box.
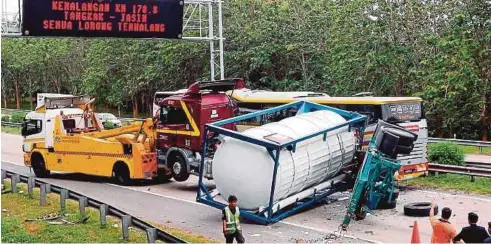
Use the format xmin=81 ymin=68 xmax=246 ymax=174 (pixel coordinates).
xmin=196 ymin=101 xmax=417 ymax=225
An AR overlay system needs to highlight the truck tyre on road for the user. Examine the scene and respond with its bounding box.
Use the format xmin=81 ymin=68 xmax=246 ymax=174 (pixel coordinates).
xmin=31 ymin=153 xmax=50 ymax=178
xmin=377 ymin=188 xmax=399 ymax=210
xmin=170 ymin=154 xmax=189 ymax=182
xmin=112 ymin=162 xmax=131 ymax=185
xmin=355 ymin=189 xmax=368 ymax=220
xmin=404 ymin=202 xmax=438 ymax=217
xmin=152 ymin=168 xmax=173 ymax=182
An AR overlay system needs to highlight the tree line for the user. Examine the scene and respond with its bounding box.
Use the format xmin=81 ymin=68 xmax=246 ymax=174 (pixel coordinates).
xmin=1 ymin=0 xmax=490 ymax=140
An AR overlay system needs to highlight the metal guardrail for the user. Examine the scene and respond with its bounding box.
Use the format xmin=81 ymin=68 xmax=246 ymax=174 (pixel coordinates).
xmin=1 ymin=169 xmax=187 ymax=243
xmin=428 ymin=137 xmax=491 ymax=154
xmin=466 ymin=161 xmax=491 ymax=169
xmin=1 ymin=108 xmax=32 ymax=113
xmin=1 ymin=121 xmax=23 ymax=127
xmin=1 ymin=108 xmax=138 ymax=123
xmin=428 ymin=163 xmax=491 ymax=179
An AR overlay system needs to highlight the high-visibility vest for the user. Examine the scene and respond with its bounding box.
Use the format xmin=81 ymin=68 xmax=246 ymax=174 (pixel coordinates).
xmin=224 ymin=206 xmax=241 ymax=234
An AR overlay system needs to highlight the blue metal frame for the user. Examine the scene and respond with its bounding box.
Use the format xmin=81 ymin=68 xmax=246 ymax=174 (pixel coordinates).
xmin=197 ymin=101 xmax=367 ymax=224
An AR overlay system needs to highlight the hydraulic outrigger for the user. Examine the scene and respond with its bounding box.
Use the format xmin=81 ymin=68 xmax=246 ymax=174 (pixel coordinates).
xmin=342 ymin=120 xmax=418 ymax=229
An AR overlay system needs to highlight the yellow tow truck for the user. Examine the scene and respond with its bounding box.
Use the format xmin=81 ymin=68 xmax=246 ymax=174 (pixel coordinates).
xmin=22 ymin=94 xmax=166 ymax=184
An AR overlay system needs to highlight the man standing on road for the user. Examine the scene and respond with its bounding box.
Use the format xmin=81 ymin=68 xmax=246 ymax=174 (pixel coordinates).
xmin=222 ymin=195 xmax=245 ymax=243
xmin=453 ymin=212 xmax=489 ymax=243
xmin=484 ymin=222 xmax=491 ymax=243
xmin=429 ymin=202 xmax=457 ymax=243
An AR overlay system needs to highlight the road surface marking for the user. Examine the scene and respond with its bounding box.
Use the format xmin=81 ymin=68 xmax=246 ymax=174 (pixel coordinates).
xmin=106 ymin=183 xmax=203 ymax=206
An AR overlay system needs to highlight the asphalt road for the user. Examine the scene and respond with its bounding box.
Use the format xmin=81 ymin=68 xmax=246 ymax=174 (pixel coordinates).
xmin=3 ymin=133 xmax=491 ymax=243
xmin=466 ymin=154 xmax=491 ymax=163
xmin=1 ymin=133 xmax=372 ymax=243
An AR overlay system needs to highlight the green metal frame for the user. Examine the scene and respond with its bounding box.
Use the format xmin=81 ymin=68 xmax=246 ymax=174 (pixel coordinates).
xmin=342 ymin=121 xmax=407 ymax=229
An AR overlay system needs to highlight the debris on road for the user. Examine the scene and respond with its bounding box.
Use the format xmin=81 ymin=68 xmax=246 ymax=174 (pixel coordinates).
xmin=25 ymin=213 xmax=60 ymax=222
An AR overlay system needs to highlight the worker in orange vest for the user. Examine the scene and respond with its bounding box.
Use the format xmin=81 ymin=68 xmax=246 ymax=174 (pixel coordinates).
xmin=429 ymin=202 xmax=457 ymax=243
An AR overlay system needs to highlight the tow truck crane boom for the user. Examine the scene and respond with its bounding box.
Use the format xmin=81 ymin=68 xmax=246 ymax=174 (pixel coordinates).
xmin=84 ymin=118 xmax=157 ymax=151
xmin=22 ymin=94 xmax=161 ymax=185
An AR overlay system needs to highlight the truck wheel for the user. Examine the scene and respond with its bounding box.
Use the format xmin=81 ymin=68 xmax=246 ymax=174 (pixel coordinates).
xmin=112 ymin=162 xmax=131 ymax=185
xmin=152 ymin=168 xmax=173 ymax=182
xmin=170 ymin=155 xmax=189 ymax=182
xmin=31 ymin=153 xmax=50 ymax=178
xmin=377 ymin=189 xmax=400 ymax=210
xmin=355 ymin=189 xmax=368 ymax=220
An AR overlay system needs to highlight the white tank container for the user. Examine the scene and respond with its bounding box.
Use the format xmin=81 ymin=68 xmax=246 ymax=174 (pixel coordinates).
xmin=212 ymin=110 xmax=356 ymax=210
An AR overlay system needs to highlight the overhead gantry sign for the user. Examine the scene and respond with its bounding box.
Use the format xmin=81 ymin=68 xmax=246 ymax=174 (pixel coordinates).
xmin=21 ymin=0 xmax=184 ymax=39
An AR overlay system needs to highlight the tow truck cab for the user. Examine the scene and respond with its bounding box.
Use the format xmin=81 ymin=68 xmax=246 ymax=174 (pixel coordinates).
xmin=155 ymin=79 xmax=244 ymax=182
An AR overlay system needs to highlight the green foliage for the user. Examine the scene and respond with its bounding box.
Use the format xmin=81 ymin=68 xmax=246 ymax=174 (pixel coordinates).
xmin=1 ymin=182 xmax=212 ymax=243
xmin=1 ymin=0 xmax=490 ymax=140
xmin=429 ymin=142 xmax=465 ymax=166
xmin=10 ymin=112 xmax=26 ymax=123
xmin=1 ymin=116 xmax=10 ymax=122
xmin=1 ymin=183 xmax=147 ymax=243
xmin=1 ymin=217 xmax=39 ymax=243
xmin=458 ymin=145 xmax=491 ymax=156
xmin=1 ymin=126 xmax=21 ymax=135
xmin=408 ymin=174 xmax=491 ymax=196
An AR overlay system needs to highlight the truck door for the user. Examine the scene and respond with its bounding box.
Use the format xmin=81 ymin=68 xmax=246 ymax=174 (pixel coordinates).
xmin=167 ymin=105 xmax=193 ymax=146
xmin=22 ymin=117 xmax=45 ymax=151
xmin=45 ymin=115 xmax=55 ymax=148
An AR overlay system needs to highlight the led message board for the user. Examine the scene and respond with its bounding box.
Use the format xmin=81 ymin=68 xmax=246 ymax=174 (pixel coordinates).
xmin=22 ymin=0 xmax=184 ymax=39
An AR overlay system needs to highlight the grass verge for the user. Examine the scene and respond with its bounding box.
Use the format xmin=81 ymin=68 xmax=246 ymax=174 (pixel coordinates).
xmin=458 ymin=145 xmax=491 ymax=156
xmin=407 ymin=174 xmax=491 ymax=196
xmin=1 ymin=126 xmax=21 ymax=135
xmin=1 ymin=182 xmax=214 ymax=243
xmin=151 ymin=222 xmax=219 ymax=243
xmin=1 ymin=182 xmax=147 ymax=243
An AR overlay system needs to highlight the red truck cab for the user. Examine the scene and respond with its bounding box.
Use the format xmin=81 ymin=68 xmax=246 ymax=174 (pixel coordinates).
xmin=155 ymin=79 xmax=243 ymax=182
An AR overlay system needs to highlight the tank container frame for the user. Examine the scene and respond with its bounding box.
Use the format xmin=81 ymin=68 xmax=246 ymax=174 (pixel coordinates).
xmin=197 ymin=101 xmax=367 ymax=224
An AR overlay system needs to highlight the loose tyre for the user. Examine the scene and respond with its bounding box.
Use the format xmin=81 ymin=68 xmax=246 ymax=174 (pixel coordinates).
xmin=404 ymin=202 xmax=438 ymax=217
xmin=378 ymin=200 xmax=397 ymax=210
xmin=355 ymin=189 xmax=368 ymax=220
xmin=31 ymin=153 xmax=50 ymax=178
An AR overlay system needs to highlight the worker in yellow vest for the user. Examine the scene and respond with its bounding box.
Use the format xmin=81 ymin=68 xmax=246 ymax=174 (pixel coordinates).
xmin=222 ymin=195 xmax=245 ymax=243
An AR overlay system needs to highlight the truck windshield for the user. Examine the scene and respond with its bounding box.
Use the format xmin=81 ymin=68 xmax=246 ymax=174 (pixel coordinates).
xmin=22 ymin=119 xmax=43 ymax=136
xmin=154 ymin=93 xmax=173 ymax=105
